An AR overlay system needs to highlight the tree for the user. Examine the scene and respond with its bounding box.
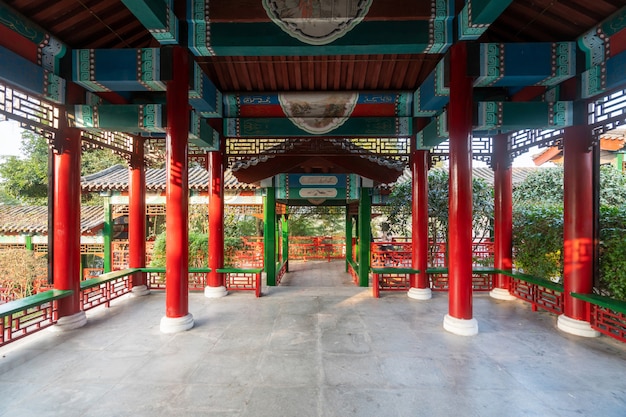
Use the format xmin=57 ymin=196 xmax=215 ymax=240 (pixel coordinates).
xmin=0 ymin=131 xmax=125 ymax=205
xmin=385 ymin=168 xmax=494 ymax=243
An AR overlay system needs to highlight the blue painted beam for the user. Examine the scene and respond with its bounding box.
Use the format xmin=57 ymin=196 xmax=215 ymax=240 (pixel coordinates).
xmin=472 ymin=42 xmax=576 ymax=87
xmin=189 ymin=61 xmax=222 ymax=118
xmin=414 ymin=58 xmax=449 ymax=116
xmin=0 ymin=46 xmax=65 ymax=104
xmin=121 ymin=0 xmax=178 ymax=45
xmin=581 ymin=50 xmax=626 ymax=99
xmin=73 ymin=49 xmax=166 ymax=93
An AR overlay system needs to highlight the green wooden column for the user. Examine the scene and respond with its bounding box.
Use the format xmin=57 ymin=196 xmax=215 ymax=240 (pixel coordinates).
xmin=358 ymin=187 xmax=372 ymax=287
xmin=264 ymin=185 xmax=277 ymax=286
xmin=24 ymin=234 xmax=33 ymax=251
xmin=282 ymin=213 xmax=289 ymax=272
xmin=345 ymin=208 xmax=352 ymax=272
xmin=103 ymin=196 xmax=112 ymax=273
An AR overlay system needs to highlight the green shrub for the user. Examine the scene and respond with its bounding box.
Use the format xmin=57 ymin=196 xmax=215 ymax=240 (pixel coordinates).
xmin=512 ymin=205 xmax=563 ymax=280
xmin=599 ymin=205 xmax=626 ymax=299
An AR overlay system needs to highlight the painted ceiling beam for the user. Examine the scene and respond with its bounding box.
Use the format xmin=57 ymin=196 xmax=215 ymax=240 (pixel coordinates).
xmin=186 ymin=0 xmax=454 ymax=56
xmin=415 ymin=111 xmax=447 ymax=149
xmin=416 ymin=100 xmax=573 ymax=148
xmin=72 ymin=48 xmax=222 ymax=117
xmin=224 ymin=117 xmax=411 ymax=138
xmin=457 ymin=0 xmax=513 ymax=41
xmin=0 ymin=46 xmax=65 ymax=104
xmin=471 ymin=42 xmax=576 ymax=88
xmin=414 ymin=58 xmax=448 ymax=117
xmin=581 ymin=49 xmax=626 ymax=99
xmin=121 ymin=0 xmax=178 ymax=45
xmin=223 ymin=92 xmax=412 ymax=118
xmin=475 ymin=101 xmax=573 ymax=132
xmin=73 ymin=104 xmax=218 ymax=151
xmin=0 ymin=2 xmax=66 ymax=74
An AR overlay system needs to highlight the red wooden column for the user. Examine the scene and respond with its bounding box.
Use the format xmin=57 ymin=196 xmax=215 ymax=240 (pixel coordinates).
xmin=557 ymin=125 xmax=599 ymax=337
xmin=408 ymin=149 xmax=431 ymax=300
xmin=444 ymin=42 xmax=478 ymax=336
xmin=205 ymin=148 xmax=227 ymax=298
xmin=129 ymin=136 xmax=149 ymax=296
xmin=53 ymin=126 xmax=87 ymax=329
xmin=490 ymin=134 xmax=516 ymax=301
xmin=160 ymin=46 xmax=194 ymax=333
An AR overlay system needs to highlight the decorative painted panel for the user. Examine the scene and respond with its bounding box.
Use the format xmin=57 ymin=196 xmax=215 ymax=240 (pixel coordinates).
xmin=187 ymin=0 xmax=453 ymax=56
xmin=225 ymin=117 xmax=411 ymax=137
xmin=0 ymin=46 xmax=65 ymax=104
xmin=224 ymin=92 xmax=412 ymax=119
xmin=276 ymin=173 xmax=358 ymax=202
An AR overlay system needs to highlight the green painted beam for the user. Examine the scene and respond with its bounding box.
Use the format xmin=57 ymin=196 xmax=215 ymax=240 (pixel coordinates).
xmin=121 ymin=0 xmax=178 ymax=44
xmin=357 ymin=187 xmax=371 ymax=288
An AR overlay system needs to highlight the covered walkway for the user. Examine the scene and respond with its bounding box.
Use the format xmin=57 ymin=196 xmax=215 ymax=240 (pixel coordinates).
xmin=1 ymin=261 xmax=625 ymax=417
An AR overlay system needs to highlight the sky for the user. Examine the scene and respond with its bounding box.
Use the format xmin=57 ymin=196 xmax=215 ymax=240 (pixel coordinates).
xmin=0 ymin=119 xmax=541 ymax=166
xmin=0 ymin=120 xmax=23 ymax=157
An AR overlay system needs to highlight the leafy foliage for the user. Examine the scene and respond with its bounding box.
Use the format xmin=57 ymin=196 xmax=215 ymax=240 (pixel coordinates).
xmin=0 ymin=131 xmax=125 ymax=205
xmin=0 ymin=249 xmax=48 ymax=300
xmin=513 ymin=165 xmax=626 ymax=207
xmin=386 ymin=168 xmax=494 ymax=243
xmin=599 ymin=205 xmax=626 ymax=299
xmin=512 ymin=206 xmax=564 ymax=280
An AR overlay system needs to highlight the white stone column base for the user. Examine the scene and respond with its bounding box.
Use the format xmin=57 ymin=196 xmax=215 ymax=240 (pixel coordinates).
xmin=131 ymin=285 xmax=150 ymax=297
xmin=53 ymin=311 xmax=87 ymax=331
xmin=204 ymin=285 xmax=228 ymax=298
xmin=489 ymin=287 xmax=516 ymax=301
xmin=160 ymin=313 xmax=194 ymax=334
xmin=407 ymin=287 xmax=432 ymax=300
xmin=443 ymin=314 xmax=479 ymax=336
xmin=557 ymin=314 xmax=600 ymax=338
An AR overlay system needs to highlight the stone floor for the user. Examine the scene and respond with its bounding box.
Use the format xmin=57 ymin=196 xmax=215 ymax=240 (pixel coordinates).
xmin=1 ymin=260 xmax=626 ymax=416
